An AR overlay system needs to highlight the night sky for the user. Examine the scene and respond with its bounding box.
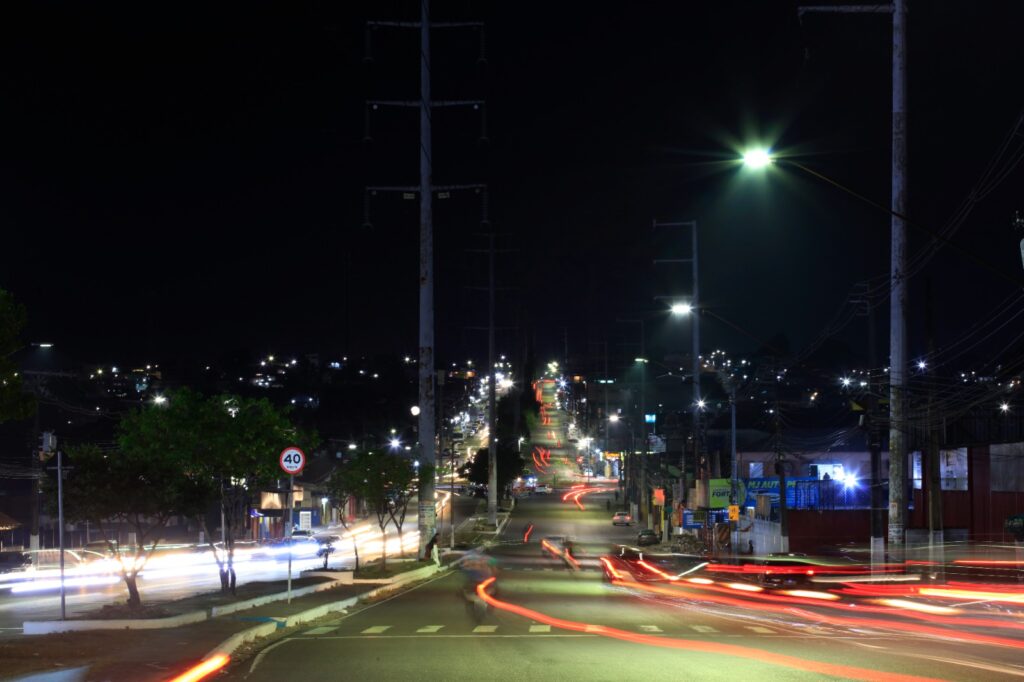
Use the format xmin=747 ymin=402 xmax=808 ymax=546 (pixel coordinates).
xmin=2 ymin=2 xmax=1022 ymax=371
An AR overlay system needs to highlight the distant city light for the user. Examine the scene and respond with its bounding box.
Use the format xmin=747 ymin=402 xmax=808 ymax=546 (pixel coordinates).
xmin=917 ymin=360 xmax=927 ymax=370
xmin=389 ymin=438 xmax=401 ymax=449
xmin=153 ymin=395 xmax=167 ymax=405
xmin=696 ymin=399 xmax=707 ymax=409
xmin=608 ymin=414 xmax=620 ymax=423
xmin=37 ymin=343 xmax=53 ymax=348
xmin=410 ymin=405 xmax=421 ymax=416
xmin=348 ymin=443 xmax=357 ymax=450
xmin=1000 ymin=403 xmax=1011 ymax=413
xmin=840 ymin=377 xmax=852 ymax=387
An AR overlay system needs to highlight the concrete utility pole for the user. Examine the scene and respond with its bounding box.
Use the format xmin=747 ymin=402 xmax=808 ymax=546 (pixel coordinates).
xmin=653 ymin=219 xmax=700 ymax=502
xmin=487 ymin=231 xmax=498 ymax=526
xmin=416 ymin=0 xmax=437 ymax=560
xmin=364 ymin=2 xmax=485 ymax=561
xmin=798 ymin=0 xmax=909 ymax=554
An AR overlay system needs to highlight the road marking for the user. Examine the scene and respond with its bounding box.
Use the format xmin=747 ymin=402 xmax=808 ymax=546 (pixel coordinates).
xmin=361 ymin=626 xmax=391 ymax=634
xmin=473 ymin=625 xmax=498 ymax=633
xmin=639 ymin=625 xmax=663 ymax=633
xmin=529 ymin=624 xmax=551 ymax=633
xmin=745 ymin=626 xmax=774 ymax=634
xmin=304 ymin=626 xmax=338 ymax=635
xmin=417 ymin=625 xmax=444 ymax=633
xmin=690 ymin=625 xmax=717 ymax=633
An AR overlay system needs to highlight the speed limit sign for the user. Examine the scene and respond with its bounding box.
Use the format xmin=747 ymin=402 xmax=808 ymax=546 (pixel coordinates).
xmin=279 ymin=446 xmax=306 ymax=475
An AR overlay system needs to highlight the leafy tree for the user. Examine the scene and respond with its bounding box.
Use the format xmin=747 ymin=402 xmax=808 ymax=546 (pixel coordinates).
xmin=461 ymin=394 xmax=526 ymax=496
xmin=334 ymin=451 xmax=413 ymax=571
xmin=56 ymin=444 xmax=206 ymax=609
xmin=0 ymin=289 xmax=35 ymax=422
xmin=117 ymin=389 xmax=311 ymax=594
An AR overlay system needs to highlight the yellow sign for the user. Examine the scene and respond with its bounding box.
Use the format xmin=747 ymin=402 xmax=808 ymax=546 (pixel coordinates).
xmin=728 ymin=505 xmax=740 ymax=522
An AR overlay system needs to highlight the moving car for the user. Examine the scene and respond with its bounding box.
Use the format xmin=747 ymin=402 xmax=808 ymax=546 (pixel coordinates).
xmin=534 ymin=484 xmax=552 ymax=494
xmin=636 ymin=529 xmax=660 ymax=546
xmin=612 ymin=511 xmax=633 ymax=526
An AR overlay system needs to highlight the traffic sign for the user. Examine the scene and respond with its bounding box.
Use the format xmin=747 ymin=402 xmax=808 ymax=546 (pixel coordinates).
xmin=279 ymin=446 xmax=306 ymax=475
xmin=728 ymin=504 xmax=740 ymax=522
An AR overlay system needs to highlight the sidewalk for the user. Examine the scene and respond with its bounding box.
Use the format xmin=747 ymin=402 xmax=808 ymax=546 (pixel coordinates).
xmin=3 ymin=561 xmax=455 ymax=682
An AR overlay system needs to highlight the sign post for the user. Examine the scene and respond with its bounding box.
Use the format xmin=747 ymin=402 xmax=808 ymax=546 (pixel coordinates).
xmin=279 ymin=447 xmax=306 ymax=604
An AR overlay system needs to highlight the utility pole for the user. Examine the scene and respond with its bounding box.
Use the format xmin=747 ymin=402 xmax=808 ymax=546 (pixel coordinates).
xmin=487 ymin=231 xmax=498 ymax=526
xmin=798 ymin=0 xmax=910 ymax=557
xmin=653 ymin=219 xmax=700 ymax=505
xmin=363 ymin=4 xmax=485 ymax=560
xmin=417 ymin=0 xmax=437 ymax=560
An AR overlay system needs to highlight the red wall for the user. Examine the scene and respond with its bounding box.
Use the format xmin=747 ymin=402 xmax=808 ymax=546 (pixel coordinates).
xmin=788 ymin=510 xmax=873 ymax=552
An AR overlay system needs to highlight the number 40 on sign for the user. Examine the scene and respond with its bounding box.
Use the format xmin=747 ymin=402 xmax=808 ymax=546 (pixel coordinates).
xmin=279 ymin=446 xmax=306 ymax=475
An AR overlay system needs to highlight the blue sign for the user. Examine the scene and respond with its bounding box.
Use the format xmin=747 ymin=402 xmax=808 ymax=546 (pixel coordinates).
xmin=644 ymin=414 xmax=657 ymax=424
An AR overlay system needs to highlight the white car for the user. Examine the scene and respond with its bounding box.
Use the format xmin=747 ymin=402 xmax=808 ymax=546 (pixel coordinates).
xmin=534 ymin=484 xmax=552 ymax=494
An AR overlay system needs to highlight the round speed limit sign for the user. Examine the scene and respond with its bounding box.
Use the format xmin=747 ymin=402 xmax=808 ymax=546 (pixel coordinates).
xmin=279 ymin=446 xmax=306 ymax=475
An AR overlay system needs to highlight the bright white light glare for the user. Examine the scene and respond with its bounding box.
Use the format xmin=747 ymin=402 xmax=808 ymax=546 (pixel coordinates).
xmin=348 ymin=443 xmax=357 ymax=450
xmin=671 ymin=302 xmax=693 ymax=315
xmin=389 ymin=438 xmax=401 ymax=449
xmin=410 ymin=405 xmax=421 ymax=416
xmin=843 ymin=473 xmax=858 ymax=488
xmin=1000 ymin=402 xmax=1011 ymax=413
xmin=742 ymin=148 xmax=773 ymax=169
xmin=917 ymin=360 xmax=927 ymax=370
xmin=153 ymin=395 xmax=167 ymax=405
xmin=608 ymin=414 xmax=620 ymax=423
xmin=840 ymin=377 xmax=852 ymax=387
xmin=696 ymin=399 xmax=707 ymax=409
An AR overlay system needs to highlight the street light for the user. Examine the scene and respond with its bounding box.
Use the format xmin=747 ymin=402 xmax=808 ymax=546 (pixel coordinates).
xmin=670 ymin=302 xmax=693 ymax=316
xmin=741 ymin=147 xmax=774 ymax=169
xmin=608 ymin=413 xmax=620 ymax=423
xmin=389 ymin=438 xmax=401 ymax=450
xmin=410 ymin=405 xmax=421 ymax=416
xmin=153 ymin=395 xmax=167 ymax=405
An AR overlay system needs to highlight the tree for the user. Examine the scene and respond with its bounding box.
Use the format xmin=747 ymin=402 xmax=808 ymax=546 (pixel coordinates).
xmin=334 ymin=451 xmax=413 ymax=572
xmin=56 ymin=444 xmax=205 ymax=609
xmin=324 ymin=467 xmax=360 ymax=571
xmin=117 ymin=389 xmax=311 ymax=594
xmin=462 ymin=394 xmax=526 ymax=496
xmin=0 ymin=289 xmax=35 ymax=422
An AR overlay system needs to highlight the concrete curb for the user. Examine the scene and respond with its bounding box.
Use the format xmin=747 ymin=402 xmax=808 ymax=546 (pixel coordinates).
xmin=202 ymin=563 xmax=450 ymax=661
xmin=210 ymin=575 xmax=351 ymax=617
xmin=23 ymin=609 xmax=208 ymax=635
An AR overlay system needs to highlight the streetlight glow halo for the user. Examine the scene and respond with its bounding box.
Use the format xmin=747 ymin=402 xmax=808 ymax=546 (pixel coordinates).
xmin=742 ymin=148 xmax=774 ymax=169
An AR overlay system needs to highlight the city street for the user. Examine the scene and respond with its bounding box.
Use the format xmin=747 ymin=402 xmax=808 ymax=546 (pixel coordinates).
xmin=226 ymin=491 xmax=1024 ymax=681
xmin=220 ymin=384 xmax=1024 ymax=681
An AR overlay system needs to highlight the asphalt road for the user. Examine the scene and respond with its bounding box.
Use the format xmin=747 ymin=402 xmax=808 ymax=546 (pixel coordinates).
xmin=223 ymin=389 xmax=1024 ymax=681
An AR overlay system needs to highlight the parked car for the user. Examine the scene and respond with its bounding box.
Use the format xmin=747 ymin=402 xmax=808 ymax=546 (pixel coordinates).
xmin=534 ymin=485 xmax=552 ymax=494
xmin=636 ymin=529 xmax=660 ymax=546
xmin=612 ymin=511 xmax=633 ymax=526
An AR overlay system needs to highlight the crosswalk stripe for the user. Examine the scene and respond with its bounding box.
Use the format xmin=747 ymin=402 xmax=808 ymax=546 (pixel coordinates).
xmin=417 ymin=625 xmax=444 ymax=633
xmin=690 ymin=625 xmax=718 ymax=633
xmin=473 ymin=625 xmax=498 ymax=633
xmin=361 ymin=626 xmax=391 ymax=634
xmin=746 ymin=626 xmax=774 ymax=634
xmin=304 ymin=626 xmax=338 ymax=635
xmin=639 ymin=625 xmax=663 ymax=633
xmin=529 ymin=625 xmax=552 ymax=633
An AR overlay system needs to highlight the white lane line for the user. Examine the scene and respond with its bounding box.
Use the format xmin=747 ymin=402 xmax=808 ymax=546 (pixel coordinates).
xmin=639 ymin=625 xmax=663 ymax=633
xmin=417 ymin=625 xmax=444 ymax=633
xmin=690 ymin=625 xmax=717 ymax=633
xmin=304 ymin=626 xmax=338 ymax=635
xmin=529 ymin=624 xmax=551 ymax=633
xmin=473 ymin=625 xmax=498 ymax=633
xmin=745 ymin=626 xmax=774 ymax=634
xmin=362 ymin=626 xmax=391 ymax=634
xmin=248 ymin=637 xmax=294 ymax=675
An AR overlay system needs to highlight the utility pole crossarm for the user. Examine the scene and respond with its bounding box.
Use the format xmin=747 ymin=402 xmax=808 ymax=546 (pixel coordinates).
xmin=797 ymin=5 xmax=892 ymax=16
xmin=369 ymin=100 xmax=485 ymax=108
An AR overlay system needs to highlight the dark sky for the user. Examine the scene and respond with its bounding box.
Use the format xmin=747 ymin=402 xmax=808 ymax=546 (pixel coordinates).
xmin=2 ymin=2 xmax=1022 ymax=372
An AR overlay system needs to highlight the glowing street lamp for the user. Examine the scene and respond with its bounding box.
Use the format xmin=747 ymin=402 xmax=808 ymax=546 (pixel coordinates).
xmin=608 ymin=414 xmax=620 ymax=423
xmin=389 ymin=438 xmax=401 ymax=450
xmin=153 ymin=395 xmax=167 ymax=405
xmin=410 ymin=405 xmax=421 ymax=416
xmin=741 ymin=148 xmax=774 ymax=169
xmin=671 ymin=302 xmax=693 ymax=316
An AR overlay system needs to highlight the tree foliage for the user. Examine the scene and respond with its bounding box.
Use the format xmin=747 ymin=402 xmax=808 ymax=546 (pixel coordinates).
xmin=57 ymin=443 xmax=206 ymax=608
xmin=113 ymin=389 xmax=311 ymax=594
xmin=462 ymin=393 xmax=526 ymax=494
xmin=331 ymin=451 xmax=413 ymax=571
